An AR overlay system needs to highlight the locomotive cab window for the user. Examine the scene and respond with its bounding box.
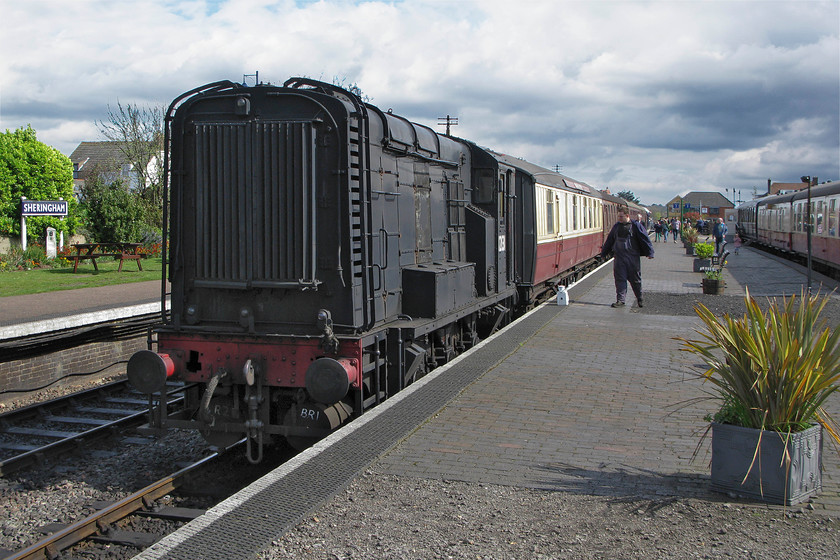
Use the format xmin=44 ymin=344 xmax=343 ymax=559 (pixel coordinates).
xmin=474 ymin=168 xmax=495 ymax=204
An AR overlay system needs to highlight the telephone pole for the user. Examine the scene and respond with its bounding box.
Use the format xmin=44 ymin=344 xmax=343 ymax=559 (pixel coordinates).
xmin=437 ymin=115 xmax=458 ymax=136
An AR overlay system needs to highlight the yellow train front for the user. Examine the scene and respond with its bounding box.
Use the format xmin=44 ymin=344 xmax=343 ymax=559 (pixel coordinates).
xmin=127 ymin=78 xmax=612 ymax=462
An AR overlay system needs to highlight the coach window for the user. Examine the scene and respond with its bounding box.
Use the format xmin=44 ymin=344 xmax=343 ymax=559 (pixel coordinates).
xmin=829 ymin=199 xmax=837 ymax=237
xmin=581 ymin=199 xmax=587 ymax=229
xmin=816 ymin=201 xmax=824 ymax=235
xmin=572 ymin=195 xmax=578 ymax=230
xmin=546 ymin=192 xmax=554 ymax=234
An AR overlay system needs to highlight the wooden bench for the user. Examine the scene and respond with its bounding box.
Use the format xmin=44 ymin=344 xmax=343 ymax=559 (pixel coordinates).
xmin=69 ymin=243 xmax=143 ymax=273
xmin=700 ymin=251 xmax=730 ymax=274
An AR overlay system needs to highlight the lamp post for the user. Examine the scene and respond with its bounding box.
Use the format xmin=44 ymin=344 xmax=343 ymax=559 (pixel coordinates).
xmin=800 ymin=176 xmax=817 ymax=294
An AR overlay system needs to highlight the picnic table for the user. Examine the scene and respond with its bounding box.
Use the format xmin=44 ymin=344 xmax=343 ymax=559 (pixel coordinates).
xmin=69 ymin=243 xmax=143 ymax=273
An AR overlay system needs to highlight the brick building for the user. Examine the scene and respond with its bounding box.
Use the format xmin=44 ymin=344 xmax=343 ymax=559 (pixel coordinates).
xmin=664 ymin=191 xmax=734 ymax=221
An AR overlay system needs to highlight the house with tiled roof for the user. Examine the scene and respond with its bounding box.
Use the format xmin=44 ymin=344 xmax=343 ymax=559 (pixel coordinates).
xmin=69 ymin=141 xmax=154 ymax=197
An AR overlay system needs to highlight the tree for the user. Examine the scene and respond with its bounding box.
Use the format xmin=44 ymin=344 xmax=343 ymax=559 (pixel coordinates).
xmin=0 ymin=125 xmax=79 ymax=241
xmin=79 ymin=176 xmax=146 ymax=243
xmin=617 ymin=190 xmax=640 ymax=204
xmin=97 ymin=101 xmax=165 ymax=230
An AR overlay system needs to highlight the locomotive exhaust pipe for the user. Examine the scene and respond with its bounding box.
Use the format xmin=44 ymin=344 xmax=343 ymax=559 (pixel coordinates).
xmin=127 ymin=350 xmax=176 ymax=394
xmin=305 ymin=357 xmax=359 ymax=404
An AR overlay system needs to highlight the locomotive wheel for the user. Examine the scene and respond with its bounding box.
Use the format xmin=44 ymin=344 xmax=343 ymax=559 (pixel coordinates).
xmin=199 ymin=396 xmax=245 ymax=447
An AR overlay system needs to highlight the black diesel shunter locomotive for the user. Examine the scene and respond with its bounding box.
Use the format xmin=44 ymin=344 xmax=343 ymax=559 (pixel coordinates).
xmin=127 ymin=78 xmax=606 ymax=462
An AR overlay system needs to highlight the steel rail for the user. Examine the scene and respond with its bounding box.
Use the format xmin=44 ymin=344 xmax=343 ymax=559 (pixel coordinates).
xmin=0 ymin=379 xmax=132 ymax=423
xmin=0 ymin=381 xmax=191 ymax=476
xmin=0 ymin=397 xmax=183 ymax=476
xmin=6 ymin=441 xmax=243 ymax=560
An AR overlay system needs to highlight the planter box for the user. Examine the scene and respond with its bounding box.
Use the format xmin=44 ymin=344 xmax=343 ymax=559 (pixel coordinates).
xmin=702 ymin=277 xmax=724 ymax=294
xmin=693 ymin=258 xmax=711 ymax=272
xmin=711 ymin=423 xmax=822 ymax=505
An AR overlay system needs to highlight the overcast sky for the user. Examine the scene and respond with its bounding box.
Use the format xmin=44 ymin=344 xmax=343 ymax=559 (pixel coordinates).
xmin=1 ymin=0 xmax=838 ymax=205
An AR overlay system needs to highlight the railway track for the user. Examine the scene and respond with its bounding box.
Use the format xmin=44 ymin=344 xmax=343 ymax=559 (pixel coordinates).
xmin=5 ymin=442 xmax=243 ymax=560
xmin=746 ymin=239 xmax=840 ymax=282
xmin=0 ymin=379 xmax=189 ymax=476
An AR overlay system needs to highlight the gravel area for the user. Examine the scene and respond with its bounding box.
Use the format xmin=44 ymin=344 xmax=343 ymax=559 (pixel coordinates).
xmin=0 ymin=371 xmax=127 ymax=412
xmin=637 ymin=292 xmax=840 ymax=326
xmin=261 ymin=471 xmax=839 ymax=560
xmin=0 ymin=429 xmax=209 ymax=553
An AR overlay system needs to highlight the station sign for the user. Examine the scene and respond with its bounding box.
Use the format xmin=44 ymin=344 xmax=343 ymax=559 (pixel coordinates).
xmin=20 ymin=200 xmax=68 ymax=216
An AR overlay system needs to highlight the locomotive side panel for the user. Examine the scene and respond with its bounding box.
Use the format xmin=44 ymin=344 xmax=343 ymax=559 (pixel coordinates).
xmin=365 ymin=108 xmax=474 ymax=321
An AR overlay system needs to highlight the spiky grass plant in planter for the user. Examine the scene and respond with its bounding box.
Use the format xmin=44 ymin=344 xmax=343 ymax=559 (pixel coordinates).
xmin=682 ymin=226 xmax=699 ymax=248
xmin=677 ymin=288 xmax=840 ymax=505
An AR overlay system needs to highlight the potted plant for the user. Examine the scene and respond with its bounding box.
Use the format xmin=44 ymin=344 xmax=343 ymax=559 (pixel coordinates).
xmin=701 ymin=268 xmax=724 ymax=294
xmin=677 ymin=288 xmax=840 ymax=505
xmin=682 ymin=226 xmax=699 ymax=250
xmin=692 ymin=242 xmax=714 ymax=271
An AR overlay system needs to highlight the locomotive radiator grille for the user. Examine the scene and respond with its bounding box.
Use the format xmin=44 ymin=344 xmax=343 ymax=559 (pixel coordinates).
xmin=193 ymin=121 xmax=318 ymax=288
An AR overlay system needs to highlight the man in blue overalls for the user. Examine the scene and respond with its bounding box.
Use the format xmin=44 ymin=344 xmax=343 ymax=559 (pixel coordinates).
xmin=601 ymin=208 xmax=655 ymax=308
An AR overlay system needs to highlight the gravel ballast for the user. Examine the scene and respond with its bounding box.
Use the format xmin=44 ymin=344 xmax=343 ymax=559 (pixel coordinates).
xmin=260 ymin=471 xmax=838 ymax=560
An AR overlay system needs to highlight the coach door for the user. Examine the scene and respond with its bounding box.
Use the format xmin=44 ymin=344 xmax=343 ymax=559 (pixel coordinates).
xmin=497 ymin=165 xmax=515 ymax=289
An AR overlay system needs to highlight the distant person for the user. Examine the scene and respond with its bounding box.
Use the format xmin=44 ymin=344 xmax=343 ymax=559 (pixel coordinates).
xmin=733 ymin=233 xmax=742 ymax=255
xmin=713 ymin=218 xmax=728 ymax=254
xmin=670 ymin=218 xmax=681 ymax=243
xmin=601 ymin=207 xmax=655 ymax=308
xmin=660 ymin=220 xmax=669 ymax=242
xmin=637 ymin=214 xmax=646 ymax=231
xmin=653 ymin=220 xmax=663 ymax=242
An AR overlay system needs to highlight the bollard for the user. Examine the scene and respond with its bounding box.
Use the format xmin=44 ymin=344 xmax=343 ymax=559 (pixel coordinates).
xmin=556 ymin=286 xmax=569 ymax=306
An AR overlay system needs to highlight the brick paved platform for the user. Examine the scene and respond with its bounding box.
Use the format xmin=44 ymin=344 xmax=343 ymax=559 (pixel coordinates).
xmin=136 ymin=240 xmax=840 ymax=560
xmin=376 ymin=240 xmax=840 ymax=511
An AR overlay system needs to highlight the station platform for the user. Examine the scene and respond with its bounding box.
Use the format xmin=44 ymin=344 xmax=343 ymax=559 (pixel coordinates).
xmin=0 ymin=280 xmax=165 ymax=340
xmin=133 ymin=239 xmax=840 ymax=560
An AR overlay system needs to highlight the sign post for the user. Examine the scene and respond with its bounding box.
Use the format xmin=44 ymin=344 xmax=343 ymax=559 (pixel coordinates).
xmin=19 ymin=197 xmax=68 ymax=251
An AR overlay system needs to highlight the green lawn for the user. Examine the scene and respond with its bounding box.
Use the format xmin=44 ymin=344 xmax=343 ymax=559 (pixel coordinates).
xmin=0 ymin=257 xmax=163 ymax=297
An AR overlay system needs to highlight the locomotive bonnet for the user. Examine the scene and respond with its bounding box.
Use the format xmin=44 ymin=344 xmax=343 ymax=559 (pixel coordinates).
xmin=127 ymin=77 xmax=625 ymax=461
